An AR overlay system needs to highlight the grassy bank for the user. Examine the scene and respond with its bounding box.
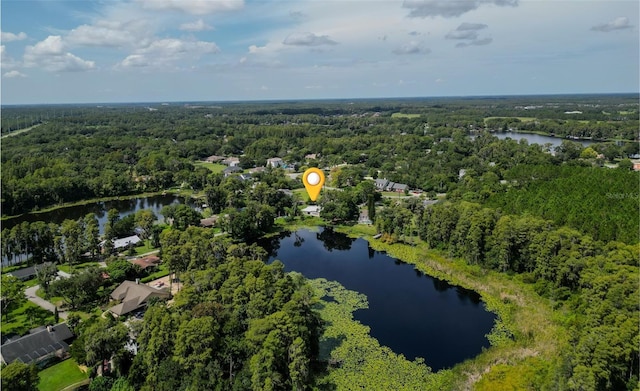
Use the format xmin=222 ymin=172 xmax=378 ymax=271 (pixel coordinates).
xmin=333 ymin=225 xmax=565 ymax=390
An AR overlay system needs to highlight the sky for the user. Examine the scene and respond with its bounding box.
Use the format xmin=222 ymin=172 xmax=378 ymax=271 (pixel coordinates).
xmin=1 ymin=0 xmax=638 ymax=104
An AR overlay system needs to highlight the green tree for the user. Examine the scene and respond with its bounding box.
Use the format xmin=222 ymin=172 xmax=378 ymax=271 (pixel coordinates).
xmin=83 ymin=319 xmax=129 ymax=369
xmin=61 ymin=219 xmax=83 ymax=268
xmin=135 ymin=209 xmax=157 ymax=244
xmin=89 ymin=376 xmax=114 ymax=391
xmin=85 ymin=213 xmax=100 ymax=260
xmin=1 ymin=275 xmax=26 ymax=320
xmin=0 ymin=361 xmax=39 ymax=391
xmin=35 ymin=262 xmax=58 ymax=298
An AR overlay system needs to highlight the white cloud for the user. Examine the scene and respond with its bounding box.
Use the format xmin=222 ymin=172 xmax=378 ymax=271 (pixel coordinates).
xmin=1 ymin=45 xmax=19 ymax=69
xmin=180 ymin=19 xmax=214 ymax=32
xmin=137 ymin=0 xmax=244 ymax=15
xmin=1 ymin=31 xmax=27 ymax=42
xmin=456 ymin=37 xmax=493 ymax=47
xmin=3 ymin=70 xmax=27 ymax=78
xmin=403 ymin=0 xmax=518 ymax=18
xmin=118 ymin=38 xmax=219 ymax=68
xmin=591 ymin=17 xmax=633 ymax=32
xmin=24 ymin=36 xmax=95 ymax=72
xmin=457 ymin=23 xmax=488 ymax=31
xmin=120 ymin=54 xmax=149 ymax=68
xmin=67 ymin=20 xmax=152 ymax=48
xmin=283 ymin=32 xmax=337 ymax=46
xmin=393 ymin=41 xmax=431 ymax=55
xmin=446 ymin=23 xmax=492 ymax=47
xmin=446 ymin=30 xmax=479 ymax=40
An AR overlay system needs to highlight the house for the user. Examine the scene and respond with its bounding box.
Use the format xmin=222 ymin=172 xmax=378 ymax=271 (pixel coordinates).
xmin=7 ymin=262 xmax=53 ymax=281
xmin=0 ymin=323 xmax=74 ymax=365
xmin=266 ymin=157 xmax=284 ymax=168
xmin=129 ymin=255 xmax=161 ymax=271
xmin=109 ymin=280 xmax=171 ymax=317
xmin=248 ymin=166 xmax=266 ymax=174
xmin=223 ymin=166 xmax=243 ymax=177
xmin=304 ymin=153 xmax=319 ymax=160
xmin=200 ymin=216 xmax=218 ymax=227
xmin=238 ymin=173 xmax=252 ymax=181
xmin=301 ymin=205 xmax=321 ymax=217
xmin=205 ymin=155 xmax=225 ymax=163
xmin=222 ymin=157 xmax=240 ymax=167
xmin=358 ymin=210 xmax=372 ymax=225
xmin=112 ymin=235 xmax=141 ymax=251
xmin=375 ymin=178 xmax=389 ymax=191
xmin=375 ymin=178 xmax=409 ymax=193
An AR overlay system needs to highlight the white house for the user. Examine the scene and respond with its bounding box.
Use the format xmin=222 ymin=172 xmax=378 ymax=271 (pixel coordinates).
xmin=266 ymin=158 xmax=284 ymax=168
xmin=301 ymin=205 xmax=321 ymax=217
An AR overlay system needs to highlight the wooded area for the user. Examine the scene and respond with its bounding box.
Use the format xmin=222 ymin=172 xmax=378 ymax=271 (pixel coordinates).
xmin=1 ymin=95 xmax=638 ymax=391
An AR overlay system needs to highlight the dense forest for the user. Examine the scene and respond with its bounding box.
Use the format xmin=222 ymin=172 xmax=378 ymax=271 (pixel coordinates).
xmin=2 ymin=95 xmax=638 ymax=216
xmin=1 ymin=95 xmax=638 ymax=391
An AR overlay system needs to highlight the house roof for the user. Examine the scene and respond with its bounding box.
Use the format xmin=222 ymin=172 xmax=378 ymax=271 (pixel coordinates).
xmin=129 ymin=256 xmax=160 ymax=270
xmin=223 ymin=166 xmax=243 ymax=173
xmin=200 ymin=216 xmax=218 ymax=227
xmin=113 ymin=235 xmax=141 ymax=250
xmin=7 ymin=262 xmax=54 ymax=281
xmin=109 ymin=281 xmax=171 ymax=316
xmin=302 ymin=205 xmax=321 ymax=213
xmin=0 ymin=323 xmax=74 ymax=364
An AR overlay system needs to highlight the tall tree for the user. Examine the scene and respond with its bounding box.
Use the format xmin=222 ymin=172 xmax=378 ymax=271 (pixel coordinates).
xmin=0 ymin=361 xmax=39 ymax=391
xmin=84 ymin=213 xmax=100 ymax=260
xmin=1 ymin=275 xmax=26 ymax=320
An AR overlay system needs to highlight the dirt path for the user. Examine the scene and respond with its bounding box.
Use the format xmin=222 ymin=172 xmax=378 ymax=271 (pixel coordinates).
xmin=1 ymin=123 xmax=42 ymax=138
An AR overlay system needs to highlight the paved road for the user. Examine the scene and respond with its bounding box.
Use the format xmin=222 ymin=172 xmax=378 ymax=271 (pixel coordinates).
xmin=24 ymin=285 xmax=68 ymax=320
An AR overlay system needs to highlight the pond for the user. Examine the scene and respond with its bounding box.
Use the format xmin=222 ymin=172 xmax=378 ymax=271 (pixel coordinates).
xmin=1 ymin=194 xmax=198 ymax=234
xmin=491 ymin=131 xmax=594 ymax=148
xmin=259 ymin=228 xmax=496 ymax=371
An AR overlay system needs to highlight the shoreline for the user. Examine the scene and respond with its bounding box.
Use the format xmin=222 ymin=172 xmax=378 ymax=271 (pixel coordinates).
xmin=1 ymin=189 xmax=205 ymax=221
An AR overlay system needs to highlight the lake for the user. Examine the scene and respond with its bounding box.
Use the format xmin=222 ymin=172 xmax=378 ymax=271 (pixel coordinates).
xmin=259 ymin=228 xmax=496 ymax=371
xmin=1 ymin=194 xmax=197 ymax=234
xmin=491 ymin=131 xmax=594 ymax=148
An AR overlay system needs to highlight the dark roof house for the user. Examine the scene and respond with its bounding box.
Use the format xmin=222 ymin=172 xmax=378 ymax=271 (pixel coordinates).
xmin=109 ymin=280 xmax=171 ymax=317
xmin=7 ymin=262 xmax=54 ymax=281
xmin=0 ymin=323 xmax=74 ymax=365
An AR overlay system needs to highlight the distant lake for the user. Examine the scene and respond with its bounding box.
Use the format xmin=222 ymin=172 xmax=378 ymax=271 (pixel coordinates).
xmin=259 ymin=228 xmax=496 ymax=371
xmin=1 ymin=194 xmax=197 ymax=234
xmin=492 ymin=132 xmax=594 ymax=148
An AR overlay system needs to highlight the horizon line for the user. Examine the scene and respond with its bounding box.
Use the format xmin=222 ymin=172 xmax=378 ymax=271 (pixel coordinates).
xmin=2 ymin=91 xmax=638 ymax=107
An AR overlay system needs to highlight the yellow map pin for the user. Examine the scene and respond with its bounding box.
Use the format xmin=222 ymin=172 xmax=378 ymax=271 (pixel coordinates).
xmin=302 ymin=168 xmax=325 ymax=201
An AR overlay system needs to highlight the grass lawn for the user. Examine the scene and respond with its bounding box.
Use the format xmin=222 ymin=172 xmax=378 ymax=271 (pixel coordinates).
xmin=292 ymin=188 xmax=311 ymax=202
xmin=57 ymin=261 xmax=100 ymax=274
xmin=391 ymin=113 xmax=421 ymax=119
xmin=134 ymin=241 xmax=158 ymax=255
xmin=24 ymin=278 xmax=40 ymax=288
xmin=381 ymin=191 xmax=408 ymax=197
xmin=1 ymin=301 xmax=55 ymax=336
xmin=35 ymin=288 xmax=65 ymax=308
xmin=194 ymin=161 xmax=226 ymax=173
xmin=141 ymin=264 xmax=170 ymax=283
xmin=37 ymin=359 xmax=89 ymax=391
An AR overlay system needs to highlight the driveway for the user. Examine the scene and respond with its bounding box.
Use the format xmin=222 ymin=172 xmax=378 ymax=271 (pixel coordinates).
xmin=24 ymin=285 xmax=68 ymax=320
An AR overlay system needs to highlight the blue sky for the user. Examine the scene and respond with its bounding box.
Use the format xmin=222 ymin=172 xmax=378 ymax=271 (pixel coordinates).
xmin=1 ymin=0 xmax=638 ymax=104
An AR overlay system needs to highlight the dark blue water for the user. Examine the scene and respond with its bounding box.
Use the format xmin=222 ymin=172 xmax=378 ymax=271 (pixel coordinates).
xmin=259 ymin=228 xmax=496 ymax=371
